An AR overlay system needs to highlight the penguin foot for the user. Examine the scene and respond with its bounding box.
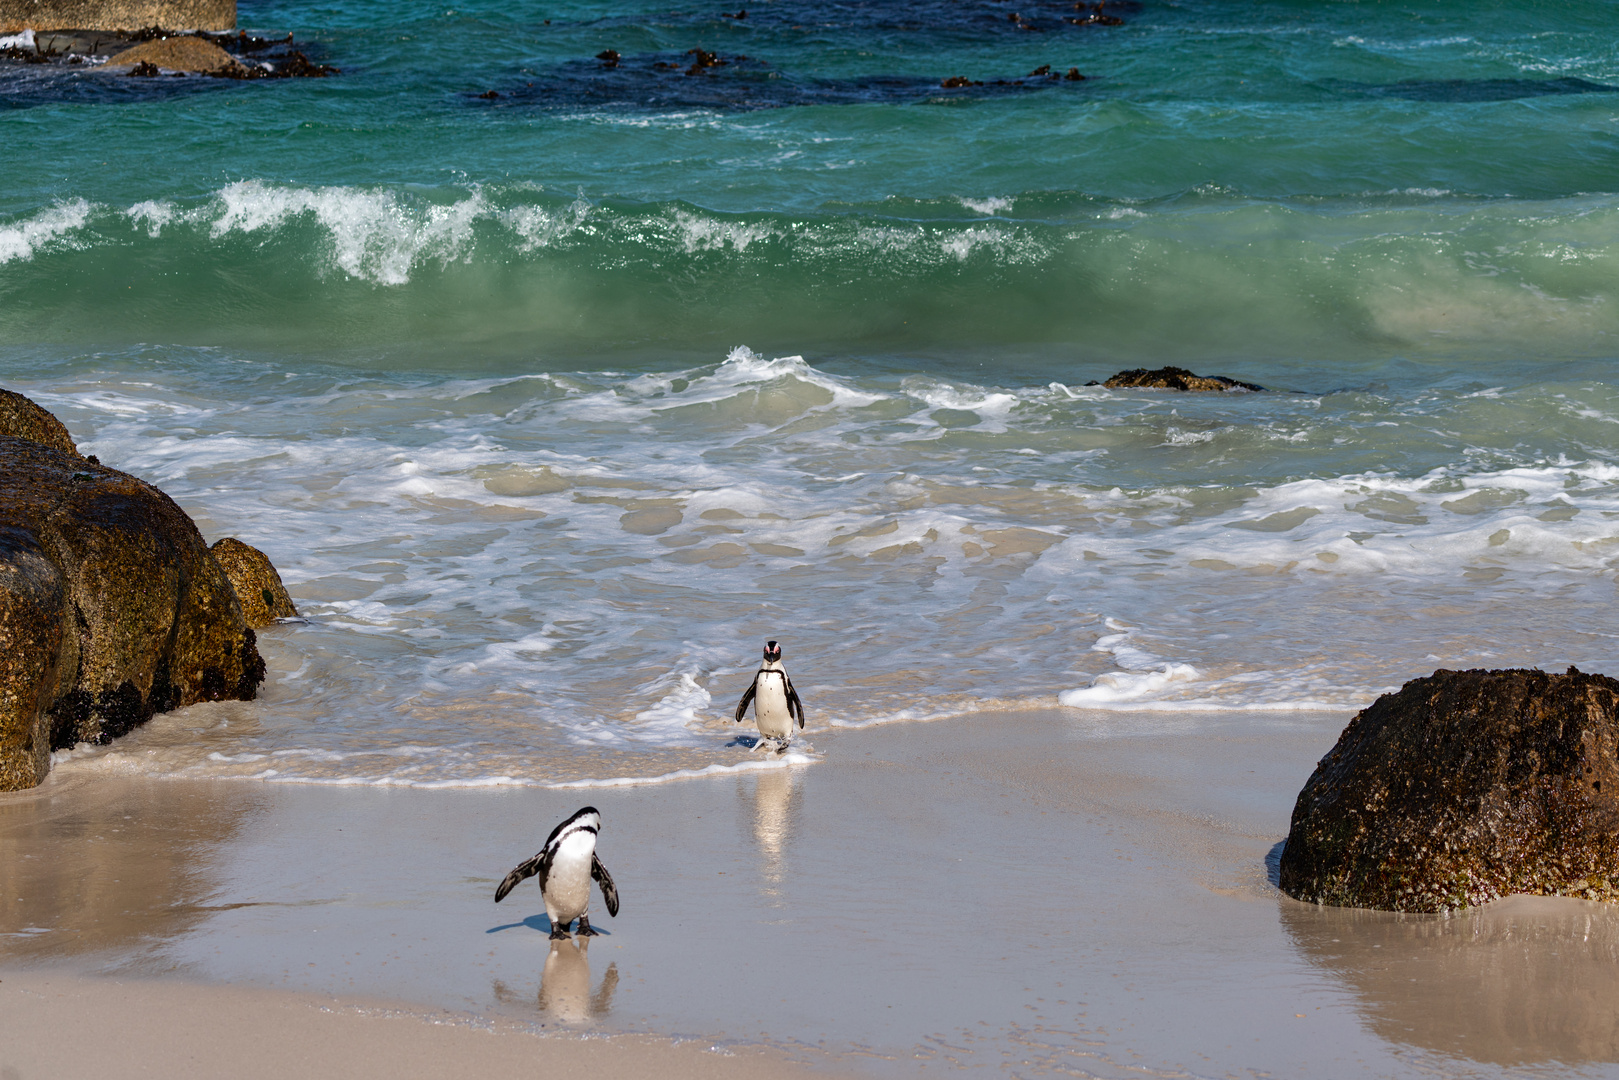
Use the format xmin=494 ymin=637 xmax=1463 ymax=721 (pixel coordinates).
xmin=576 ymin=916 xmax=600 ymax=937
xmin=548 ymin=923 xmax=572 ymax=940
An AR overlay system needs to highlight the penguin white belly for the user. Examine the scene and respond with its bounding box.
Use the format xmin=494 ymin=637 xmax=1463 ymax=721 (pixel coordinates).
xmin=753 ymin=674 xmax=793 ymax=739
xmin=544 ymin=832 xmax=596 ymax=925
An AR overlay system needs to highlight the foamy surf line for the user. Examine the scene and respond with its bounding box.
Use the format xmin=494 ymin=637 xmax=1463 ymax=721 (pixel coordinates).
xmin=50 ymin=749 xmax=819 ymax=789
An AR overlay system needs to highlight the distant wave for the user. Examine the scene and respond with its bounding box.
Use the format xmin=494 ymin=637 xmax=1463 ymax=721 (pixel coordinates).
xmin=3 ymin=181 xmax=1619 ymax=357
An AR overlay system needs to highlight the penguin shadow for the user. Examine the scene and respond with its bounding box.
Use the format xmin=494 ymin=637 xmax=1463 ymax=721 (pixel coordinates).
xmin=724 ymin=732 xmax=811 ymax=755
xmin=492 ymin=937 xmax=619 ymax=1023
xmin=486 ymin=913 xmax=612 ymax=937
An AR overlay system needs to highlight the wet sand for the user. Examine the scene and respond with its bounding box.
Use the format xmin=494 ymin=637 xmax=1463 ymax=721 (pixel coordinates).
xmin=4 ymin=709 xmax=1619 ymax=1078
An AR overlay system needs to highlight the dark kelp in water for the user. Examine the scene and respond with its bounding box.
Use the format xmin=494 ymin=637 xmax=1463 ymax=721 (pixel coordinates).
xmin=1321 ymin=77 xmax=1619 ymax=102
xmin=479 ymin=0 xmax=1130 ymax=110
xmin=478 ymin=52 xmax=1095 ymax=110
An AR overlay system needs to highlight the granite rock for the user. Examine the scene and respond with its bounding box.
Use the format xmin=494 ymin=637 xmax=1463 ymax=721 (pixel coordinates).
xmin=0 ymin=0 xmax=233 ymax=32
xmin=104 ymin=33 xmax=238 ymax=72
xmin=210 ymin=536 xmax=297 ymax=628
xmin=0 ymin=388 xmax=78 ymax=456
xmin=0 ymin=435 xmax=264 ymax=791
xmin=1279 ymin=667 xmax=1619 ymax=912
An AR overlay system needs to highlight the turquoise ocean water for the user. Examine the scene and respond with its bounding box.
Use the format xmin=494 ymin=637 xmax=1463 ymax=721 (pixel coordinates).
xmin=4 ymin=0 xmax=1619 ymax=784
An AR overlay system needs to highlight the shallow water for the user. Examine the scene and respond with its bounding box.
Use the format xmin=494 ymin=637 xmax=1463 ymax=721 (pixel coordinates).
xmin=8 ymin=712 xmax=1619 ymax=1078
xmin=4 ymin=0 xmax=1619 ymax=785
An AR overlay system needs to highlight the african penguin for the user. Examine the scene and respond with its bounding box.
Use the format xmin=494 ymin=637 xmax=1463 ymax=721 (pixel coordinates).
xmin=495 ymin=805 xmax=620 ymax=939
xmin=734 ymin=639 xmax=806 ymax=751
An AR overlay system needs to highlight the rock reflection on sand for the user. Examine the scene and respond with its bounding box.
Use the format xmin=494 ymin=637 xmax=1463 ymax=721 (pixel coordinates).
xmin=0 ymin=778 xmax=260 ymax=964
xmin=739 ymin=769 xmax=800 ymax=896
xmin=1282 ymin=894 xmax=1619 ymax=1065
xmin=495 ymin=939 xmax=618 ymax=1024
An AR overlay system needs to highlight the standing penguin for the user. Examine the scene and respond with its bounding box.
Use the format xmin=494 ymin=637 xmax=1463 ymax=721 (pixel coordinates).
xmin=495 ymin=806 xmax=620 ymax=939
xmin=734 ymin=639 xmax=806 ymax=752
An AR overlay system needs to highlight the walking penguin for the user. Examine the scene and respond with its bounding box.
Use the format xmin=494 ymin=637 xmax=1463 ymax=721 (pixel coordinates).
xmin=495 ymin=806 xmax=620 ymax=939
xmin=734 ymin=639 xmax=806 ymax=752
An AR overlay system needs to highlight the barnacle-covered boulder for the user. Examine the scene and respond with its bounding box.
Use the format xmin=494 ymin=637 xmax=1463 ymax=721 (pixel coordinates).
xmin=1279 ymin=667 xmax=1619 ymax=912
xmin=0 ymin=435 xmax=264 ymax=790
xmin=0 ymin=387 xmax=78 ymax=456
xmin=210 ymin=536 xmax=298 ymax=628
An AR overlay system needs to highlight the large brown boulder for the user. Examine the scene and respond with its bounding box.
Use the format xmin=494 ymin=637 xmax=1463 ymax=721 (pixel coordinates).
xmin=1097 ymin=366 xmax=1264 ymax=392
xmin=0 ymin=388 xmax=78 ymax=456
xmin=0 ymin=435 xmax=264 ymax=791
xmin=0 ymin=0 xmax=234 ymax=33
xmin=1279 ymin=667 xmax=1619 ymax=912
xmin=210 ymin=537 xmax=297 ymax=628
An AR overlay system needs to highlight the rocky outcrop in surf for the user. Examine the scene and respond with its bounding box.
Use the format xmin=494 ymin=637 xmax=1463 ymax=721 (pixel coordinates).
xmin=1279 ymin=667 xmax=1619 ymax=913
xmin=0 ymin=392 xmax=276 ymax=791
xmin=0 ymin=387 xmax=79 ymax=455
xmin=210 ymin=537 xmax=298 ymax=628
xmin=1094 ymin=366 xmax=1265 ymax=392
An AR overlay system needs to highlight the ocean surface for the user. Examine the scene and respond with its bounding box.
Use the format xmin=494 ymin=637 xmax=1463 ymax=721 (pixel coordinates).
xmin=4 ymin=0 xmax=1619 ymax=786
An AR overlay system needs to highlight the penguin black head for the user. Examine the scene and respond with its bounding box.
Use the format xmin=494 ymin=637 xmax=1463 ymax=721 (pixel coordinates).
xmin=763 ymin=640 xmax=782 ymax=662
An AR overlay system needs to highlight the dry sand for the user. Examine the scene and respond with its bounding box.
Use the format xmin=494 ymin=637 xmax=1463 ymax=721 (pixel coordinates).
xmin=4 ymin=709 xmax=1619 ymax=1078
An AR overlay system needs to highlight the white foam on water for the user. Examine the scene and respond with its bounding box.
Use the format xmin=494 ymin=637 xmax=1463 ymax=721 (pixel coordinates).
xmin=0 ymin=199 xmax=91 ymax=265
xmin=957 ymin=196 xmax=1012 ymax=215
xmin=209 ymin=180 xmax=488 ymax=285
xmin=670 ymin=209 xmax=778 ymax=253
xmin=126 ymin=200 xmax=175 ymax=237
xmin=0 ymin=29 xmax=34 ymax=48
xmin=550 ymin=751 xmax=818 ymax=788
xmin=28 ymin=350 xmax=1619 ymax=785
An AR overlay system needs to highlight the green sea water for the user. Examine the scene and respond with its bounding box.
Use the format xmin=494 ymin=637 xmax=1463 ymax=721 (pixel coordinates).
xmin=4 ymin=1 xmax=1619 ymax=785
xmin=3 ymin=0 xmax=1617 ymax=362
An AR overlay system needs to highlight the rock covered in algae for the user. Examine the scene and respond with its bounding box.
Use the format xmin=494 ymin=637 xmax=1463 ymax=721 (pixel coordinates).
xmin=1097 ymin=366 xmax=1264 ymax=392
xmin=0 ymin=435 xmax=264 ymax=791
xmin=210 ymin=536 xmax=298 ymax=628
xmin=1279 ymin=667 xmax=1619 ymax=913
xmin=0 ymin=388 xmax=78 ymax=456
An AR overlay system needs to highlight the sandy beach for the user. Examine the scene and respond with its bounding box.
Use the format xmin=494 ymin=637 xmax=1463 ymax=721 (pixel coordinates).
xmin=6 ymin=708 xmax=1619 ymax=1078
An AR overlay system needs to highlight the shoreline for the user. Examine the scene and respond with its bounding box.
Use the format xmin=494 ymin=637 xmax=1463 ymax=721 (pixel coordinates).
xmin=7 ymin=707 xmax=1619 ymax=1077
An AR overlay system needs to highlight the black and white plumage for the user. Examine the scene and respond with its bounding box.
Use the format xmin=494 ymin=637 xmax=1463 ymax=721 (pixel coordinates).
xmin=495 ymin=805 xmax=620 ymax=939
xmin=734 ymin=640 xmax=806 ymax=751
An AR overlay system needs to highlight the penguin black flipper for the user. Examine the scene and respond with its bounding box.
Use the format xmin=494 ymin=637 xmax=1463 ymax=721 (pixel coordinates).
xmin=734 ymin=679 xmax=757 ymax=724
xmin=494 ymin=847 xmax=552 ymax=903
xmin=786 ymin=676 xmax=805 ymax=729
xmin=592 ymin=853 xmax=620 ymax=917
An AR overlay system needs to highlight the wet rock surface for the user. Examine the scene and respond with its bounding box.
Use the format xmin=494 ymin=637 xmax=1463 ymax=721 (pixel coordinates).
xmin=1 ymin=26 xmax=334 ymax=100
xmin=0 ymin=396 xmax=271 ymax=791
xmin=0 ymin=388 xmax=78 ymax=456
xmin=104 ymin=33 xmax=237 ymax=73
xmin=210 ymin=536 xmax=297 ymax=629
xmin=1279 ymin=667 xmax=1619 ymax=913
xmin=1095 ymin=366 xmax=1265 ymax=392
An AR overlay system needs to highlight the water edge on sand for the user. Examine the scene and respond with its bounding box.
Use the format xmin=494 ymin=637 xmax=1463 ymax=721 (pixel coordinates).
xmin=3 ymin=708 xmax=1618 ymax=1078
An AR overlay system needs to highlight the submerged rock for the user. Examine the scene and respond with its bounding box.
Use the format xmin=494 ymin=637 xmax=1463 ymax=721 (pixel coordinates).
xmin=104 ymin=34 xmax=240 ymax=73
xmin=1096 ymin=366 xmax=1264 ymax=392
xmin=1279 ymin=667 xmax=1619 ymax=912
xmin=210 ymin=536 xmax=297 ymax=628
xmin=0 ymin=388 xmax=78 ymax=455
xmin=0 ymin=432 xmax=265 ymax=791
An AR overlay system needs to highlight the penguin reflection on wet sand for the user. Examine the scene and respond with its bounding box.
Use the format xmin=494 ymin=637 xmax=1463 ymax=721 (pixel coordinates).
xmin=494 ymin=806 xmax=620 ymax=939
xmin=734 ymin=639 xmax=806 ymax=753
